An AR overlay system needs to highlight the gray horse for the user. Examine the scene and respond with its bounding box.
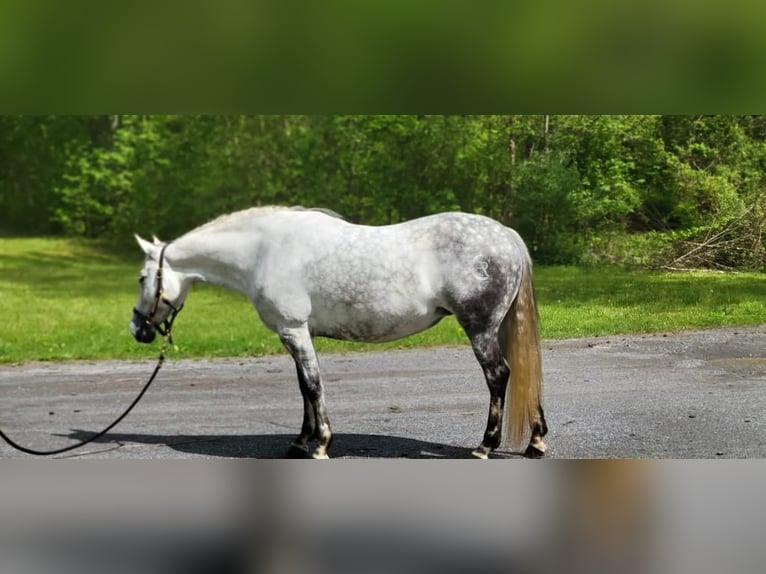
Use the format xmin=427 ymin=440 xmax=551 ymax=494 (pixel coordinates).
xmin=130 ymin=206 xmax=547 ymax=459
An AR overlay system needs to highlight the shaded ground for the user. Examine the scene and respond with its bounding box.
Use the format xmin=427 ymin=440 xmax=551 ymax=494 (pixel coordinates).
xmin=1 ymin=326 xmax=765 ymax=459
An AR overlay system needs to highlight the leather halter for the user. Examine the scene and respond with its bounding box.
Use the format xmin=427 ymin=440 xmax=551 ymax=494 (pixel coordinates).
xmin=133 ymin=244 xmax=183 ymax=342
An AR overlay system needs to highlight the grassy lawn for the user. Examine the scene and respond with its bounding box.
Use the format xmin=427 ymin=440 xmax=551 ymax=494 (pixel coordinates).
xmin=1 ymin=237 xmax=765 ymax=363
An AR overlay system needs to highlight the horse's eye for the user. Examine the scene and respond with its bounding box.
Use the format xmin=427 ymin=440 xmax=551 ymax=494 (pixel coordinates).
xmin=139 ymin=276 xmax=147 ymax=285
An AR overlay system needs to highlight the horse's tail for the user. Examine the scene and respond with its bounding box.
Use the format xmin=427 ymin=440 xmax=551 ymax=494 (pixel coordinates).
xmin=502 ymin=252 xmax=543 ymax=448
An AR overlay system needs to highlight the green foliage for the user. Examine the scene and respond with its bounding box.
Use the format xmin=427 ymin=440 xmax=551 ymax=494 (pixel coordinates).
xmin=551 ymin=115 xmax=646 ymax=229
xmin=4 ymin=115 xmax=766 ymax=267
xmin=52 ymin=116 xmax=170 ymax=238
xmin=509 ymin=150 xmax=581 ymax=263
xmin=0 ymin=116 xmax=88 ymax=234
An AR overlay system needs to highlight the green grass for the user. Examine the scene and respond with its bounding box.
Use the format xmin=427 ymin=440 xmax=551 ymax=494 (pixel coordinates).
xmin=1 ymin=237 xmax=765 ymax=363
xmin=537 ymin=266 xmax=766 ymax=338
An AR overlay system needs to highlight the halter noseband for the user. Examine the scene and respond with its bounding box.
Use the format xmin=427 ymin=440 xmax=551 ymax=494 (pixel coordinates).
xmin=133 ymin=244 xmax=184 ymax=343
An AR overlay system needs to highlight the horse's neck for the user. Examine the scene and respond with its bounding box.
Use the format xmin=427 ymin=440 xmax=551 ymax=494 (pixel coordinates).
xmin=167 ymin=231 xmax=256 ymax=295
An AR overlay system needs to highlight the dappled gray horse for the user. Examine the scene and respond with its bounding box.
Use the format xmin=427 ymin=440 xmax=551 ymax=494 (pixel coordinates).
xmin=130 ymin=206 xmax=547 ymax=459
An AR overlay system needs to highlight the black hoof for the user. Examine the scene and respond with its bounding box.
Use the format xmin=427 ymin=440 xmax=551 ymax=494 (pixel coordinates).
xmin=524 ymin=444 xmax=546 ymax=459
xmin=286 ymin=443 xmax=310 ymax=459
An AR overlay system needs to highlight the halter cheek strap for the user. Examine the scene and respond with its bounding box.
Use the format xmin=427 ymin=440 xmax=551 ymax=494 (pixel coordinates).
xmin=134 ymin=244 xmax=184 ymax=343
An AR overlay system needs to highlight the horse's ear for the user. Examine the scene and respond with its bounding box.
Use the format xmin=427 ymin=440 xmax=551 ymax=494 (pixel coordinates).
xmin=152 ymin=235 xmax=162 ymax=245
xmin=135 ymin=234 xmax=158 ymax=257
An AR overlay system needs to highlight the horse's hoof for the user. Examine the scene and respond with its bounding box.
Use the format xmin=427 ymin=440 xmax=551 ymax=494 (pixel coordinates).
xmin=471 ymin=449 xmax=489 ymax=460
xmin=311 ymin=452 xmax=330 ymax=460
xmin=287 ymin=442 xmax=309 ymax=458
xmin=524 ymin=442 xmax=547 ymax=459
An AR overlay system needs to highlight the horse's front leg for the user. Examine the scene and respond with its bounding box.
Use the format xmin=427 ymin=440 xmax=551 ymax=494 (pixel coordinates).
xmin=286 ymin=364 xmax=317 ymax=457
xmin=279 ymin=325 xmax=332 ymax=459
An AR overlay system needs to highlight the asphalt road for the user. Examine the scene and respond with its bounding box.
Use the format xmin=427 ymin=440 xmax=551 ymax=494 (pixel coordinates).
xmin=1 ymin=326 xmax=765 ymax=459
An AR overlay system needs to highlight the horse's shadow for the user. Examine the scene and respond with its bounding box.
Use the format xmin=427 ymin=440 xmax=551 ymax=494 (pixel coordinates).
xmin=59 ymin=430 xmax=523 ymax=459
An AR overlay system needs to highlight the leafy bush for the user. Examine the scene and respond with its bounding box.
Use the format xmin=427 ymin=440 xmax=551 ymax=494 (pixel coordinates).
xmin=4 ymin=115 xmax=766 ymax=269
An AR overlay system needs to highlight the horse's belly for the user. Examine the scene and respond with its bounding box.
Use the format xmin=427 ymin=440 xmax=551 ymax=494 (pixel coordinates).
xmin=309 ymin=303 xmax=446 ymax=343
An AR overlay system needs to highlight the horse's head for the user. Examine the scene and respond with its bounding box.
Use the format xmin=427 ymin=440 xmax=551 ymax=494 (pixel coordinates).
xmin=129 ymin=235 xmax=186 ymax=344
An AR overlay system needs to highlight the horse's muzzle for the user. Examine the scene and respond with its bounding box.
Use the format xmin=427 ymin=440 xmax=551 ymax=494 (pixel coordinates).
xmin=131 ymin=312 xmax=157 ymax=344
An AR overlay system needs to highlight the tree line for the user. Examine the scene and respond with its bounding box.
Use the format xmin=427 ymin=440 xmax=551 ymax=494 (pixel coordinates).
xmin=2 ymin=115 xmax=766 ymax=268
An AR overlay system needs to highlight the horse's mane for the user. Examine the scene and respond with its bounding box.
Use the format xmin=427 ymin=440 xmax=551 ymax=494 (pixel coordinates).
xmin=187 ymin=205 xmax=345 ymax=236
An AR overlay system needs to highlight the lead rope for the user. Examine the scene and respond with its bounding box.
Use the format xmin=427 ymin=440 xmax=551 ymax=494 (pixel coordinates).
xmin=0 ymin=319 xmax=177 ymax=457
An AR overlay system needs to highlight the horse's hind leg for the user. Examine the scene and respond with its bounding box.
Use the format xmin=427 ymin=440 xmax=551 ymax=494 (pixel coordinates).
xmin=279 ymin=325 xmax=332 ymax=459
xmin=467 ymin=330 xmax=509 ymax=460
xmin=526 ymin=404 xmax=548 ymax=458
